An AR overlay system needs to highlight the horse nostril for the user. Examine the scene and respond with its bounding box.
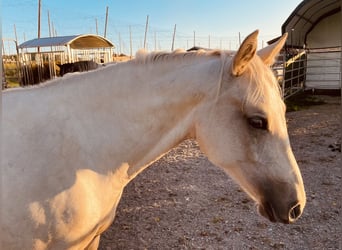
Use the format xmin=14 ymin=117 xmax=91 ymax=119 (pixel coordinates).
xmin=289 ymin=203 xmax=302 ymax=221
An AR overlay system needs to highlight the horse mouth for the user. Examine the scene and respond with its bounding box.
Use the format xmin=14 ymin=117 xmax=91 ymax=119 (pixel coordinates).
xmin=257 ymin=203 xmax=288 ymax=224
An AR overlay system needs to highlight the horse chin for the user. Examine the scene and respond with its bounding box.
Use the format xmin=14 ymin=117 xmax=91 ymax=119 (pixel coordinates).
xmin=257 ymin=202 xmax=289 ymax=224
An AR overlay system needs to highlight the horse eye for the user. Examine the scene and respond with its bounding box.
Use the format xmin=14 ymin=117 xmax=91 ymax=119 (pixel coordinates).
xmin=247 ymin=116 xmax=268 ymax=130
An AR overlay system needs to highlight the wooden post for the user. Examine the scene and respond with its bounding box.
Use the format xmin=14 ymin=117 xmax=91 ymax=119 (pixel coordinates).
xmin=129 ymin=25 xmax=133 ymax=58
xmin=14 ymin=24 xmax=18 ymax=45
xmin=13 ymin=25 xmax=22 ymax=86
xmin=47 ymin=10 xmax=56 ymax=79
xmin=171 ymin=24 xmax=176 ymax=51
xmin=47 ymin=10 xmax=52 ymax=37
xmin=2 ymin=39 xmax=6 ymax=89
xmin=67 ymin=44 xmax=72 ymax=63
xmin=154 ymin=31 xmax=157 ymax=51
xmin=37 ymin=0 xmax=41 ymax=52
xmin=51 ymin=22 xmax=55 ymax=37
xmin=143 ymin=15 xmax=149 ymax=50
xmin=118 ymin=32 xmax=122 ymax=55
xmin=2 ymin=55 xmax=6 ymax=89
xmin=193 ymin=31 xmax=196 ymax=46
xmin=104 ymin=6 xmax=109 ymax=38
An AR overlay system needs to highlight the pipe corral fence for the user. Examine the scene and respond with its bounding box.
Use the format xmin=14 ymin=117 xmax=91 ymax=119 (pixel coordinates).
xmin=273 ymin=46 xmax=341 ymax=100
xmin=18 ymin=49 xmax=113 ymax=86
xmin=279 ymin=0 xmax=341 ymax=98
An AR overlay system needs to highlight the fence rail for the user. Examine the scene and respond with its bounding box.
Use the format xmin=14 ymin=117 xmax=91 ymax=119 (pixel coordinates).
xmin=272 ymin=50 xmax=306 ymax=99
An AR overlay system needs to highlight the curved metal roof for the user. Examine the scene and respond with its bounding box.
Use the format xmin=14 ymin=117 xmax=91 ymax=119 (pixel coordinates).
xmin=281 ymin=0 xmax=341 ymax=48
xmin=18 ymin=34 xmax=114 ymax=49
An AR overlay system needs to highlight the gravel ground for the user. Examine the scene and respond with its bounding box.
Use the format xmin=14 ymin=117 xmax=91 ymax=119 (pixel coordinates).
xmin=99 ymin=95 xmax=341 ymax=250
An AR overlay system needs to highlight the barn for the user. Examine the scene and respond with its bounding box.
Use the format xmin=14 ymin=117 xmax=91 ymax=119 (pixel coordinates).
xmin=282 ymin=0 xmax=341 ymax=91
xmin=17 ymin=34 xmax=115 ymax=85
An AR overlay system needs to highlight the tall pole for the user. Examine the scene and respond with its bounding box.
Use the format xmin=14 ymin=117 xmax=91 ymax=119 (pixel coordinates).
xmin=154 ymin=31 xmax=157 ymax=51
xmin=118 ymin=32 xmax=122 ymax=55
xmin=47 ymin=10 xmax=52 ymax=37
xmin=193 ymin=31 xmax=196 ymax=46
xmin=2 ymin=51 xmax=5 ymax=89
xmin=129 ymin=25 xmax=133 ymax=58
xmin=95 ymin=18 xmax=98 ymax=35
xmin=14 ymin=24 xmax=22 ymax=85
xmin=38 ymin=0 xmax=41 ymax=39
xmin=51 ymin=21 xmax=56 ymax=37
xmin=143 ymin=15 xmax=149 ymax=50
xmin=47 ymin=10 xmax=54 ymax=78
xmin=104 ymin=6 xmax=109 ymax=38
xmin=14 ymin=24 xmax=18 ymax=45
xmin=37 ymin=0 xmax=41 ymax=52
xmin=171 ymin=24 xmax=176 ymax=51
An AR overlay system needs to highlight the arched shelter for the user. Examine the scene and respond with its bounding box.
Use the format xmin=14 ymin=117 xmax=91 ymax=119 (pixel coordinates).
xmin=17 ymin=34 xmax=115 ymax=85
xmin=19 ymin=34 xmax=115 ymax=64
xmin=282 ymin=0 xmax=341 ymax=90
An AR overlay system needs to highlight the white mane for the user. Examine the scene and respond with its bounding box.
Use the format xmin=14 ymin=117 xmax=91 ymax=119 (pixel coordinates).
xmin=134 ymin=48 xmax=223 ymax=64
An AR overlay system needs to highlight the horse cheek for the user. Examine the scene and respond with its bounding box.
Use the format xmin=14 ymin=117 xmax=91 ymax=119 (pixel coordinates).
xmin=195 ymin=111 xmax=246 ymax=169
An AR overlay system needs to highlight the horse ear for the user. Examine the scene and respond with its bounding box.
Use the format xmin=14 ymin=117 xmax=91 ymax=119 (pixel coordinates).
xmin=231 ymin=30 xmax=259 ymax=76
xmin=257 ymin=33 xmax=288 ymax=66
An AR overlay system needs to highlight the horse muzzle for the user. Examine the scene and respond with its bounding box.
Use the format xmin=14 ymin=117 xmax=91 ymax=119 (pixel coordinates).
xmin=257 ymin=200 xmax=304 ymax=224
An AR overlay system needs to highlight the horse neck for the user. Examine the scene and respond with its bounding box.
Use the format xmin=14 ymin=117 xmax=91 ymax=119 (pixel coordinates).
xmin=99 ymin=56 xmax=222 ymax=178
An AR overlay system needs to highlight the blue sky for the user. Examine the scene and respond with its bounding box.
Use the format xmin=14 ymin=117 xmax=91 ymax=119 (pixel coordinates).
xmin=2 ymin=0 xmax=302 ymax=54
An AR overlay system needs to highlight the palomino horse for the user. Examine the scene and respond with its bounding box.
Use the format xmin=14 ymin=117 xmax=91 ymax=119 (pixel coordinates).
xmin=2 ymin=30 xmax=306 ymax=249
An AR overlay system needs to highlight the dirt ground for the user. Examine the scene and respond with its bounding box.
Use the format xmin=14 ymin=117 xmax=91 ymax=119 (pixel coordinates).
xmin=99 ymin=94 xmax=341 ymax=250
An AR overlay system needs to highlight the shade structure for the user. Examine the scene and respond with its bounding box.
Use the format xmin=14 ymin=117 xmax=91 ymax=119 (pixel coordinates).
xmin=282 ymin=0 xmax=341 ymax=49
xmin=19 ymin=34 xmax=114 ymax=50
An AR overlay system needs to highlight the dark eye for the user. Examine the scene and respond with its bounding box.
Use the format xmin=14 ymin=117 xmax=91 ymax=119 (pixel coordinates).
xmin=247 ymin=116 xmax=268 ymax=130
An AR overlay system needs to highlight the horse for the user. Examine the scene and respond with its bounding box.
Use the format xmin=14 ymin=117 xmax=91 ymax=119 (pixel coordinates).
xmin=57 ymin=60 xmax=99 ymax=76
xmin=2 ymin=30 xmax=306 ymax=249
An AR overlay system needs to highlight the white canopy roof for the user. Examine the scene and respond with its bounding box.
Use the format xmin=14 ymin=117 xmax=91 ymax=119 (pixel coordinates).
xmin=19 ymin=34 xmax=114 ymax=49
xmin=282 ymin=0 xmax=341 ymax=48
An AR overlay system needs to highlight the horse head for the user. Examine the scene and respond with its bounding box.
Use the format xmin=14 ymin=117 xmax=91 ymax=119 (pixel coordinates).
xmin=195 ymin=30 xmax=306 ymax=224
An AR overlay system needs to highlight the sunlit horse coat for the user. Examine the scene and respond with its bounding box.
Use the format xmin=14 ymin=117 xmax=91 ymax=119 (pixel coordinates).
xmin=1 ymin=31 xmax=306 ymax=249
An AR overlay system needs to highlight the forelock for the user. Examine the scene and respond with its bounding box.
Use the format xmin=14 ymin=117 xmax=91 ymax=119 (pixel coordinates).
xmin=243 ymin=57 xmax=282 ymax=106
